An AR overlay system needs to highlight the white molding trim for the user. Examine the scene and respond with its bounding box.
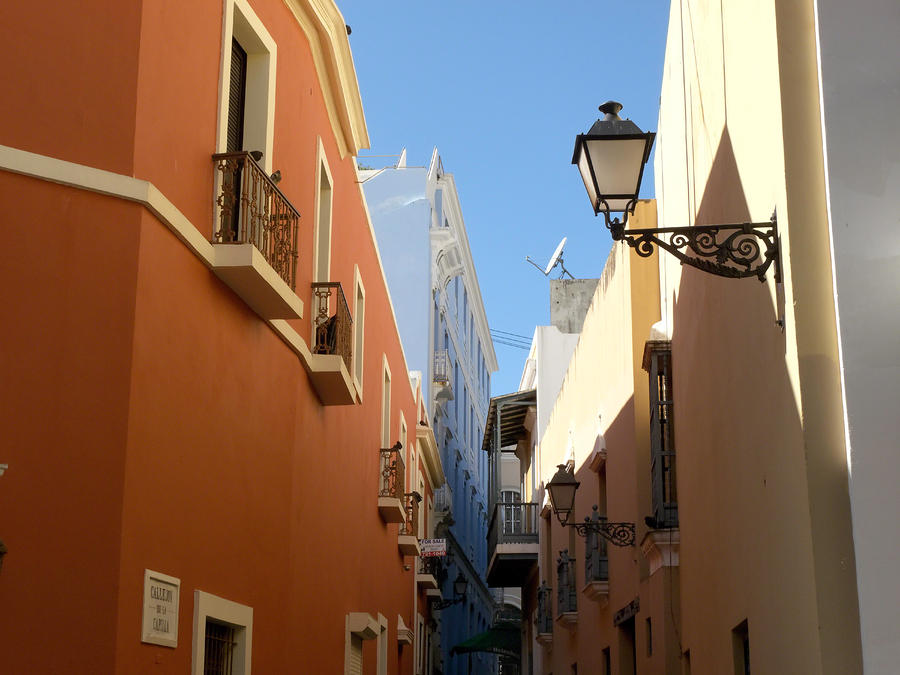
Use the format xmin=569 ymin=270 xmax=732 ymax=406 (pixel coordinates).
xmin=281 ymin=0 xmax=369 ymax=158
xmin=192 ymin=590 xmax=253 ymax=675
xmin=216 ymin=0 xmax=278 ymax=172
xmin=351 ymin=264 xmax=365 ymax=401
xmin=0 ymin=144 xmax=339 ymax=397
xmin=0 ymin=144 xmax=216 ymax=265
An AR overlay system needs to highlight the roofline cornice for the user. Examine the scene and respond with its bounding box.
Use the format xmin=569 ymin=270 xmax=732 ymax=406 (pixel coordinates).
xmin=282 ymin=0 xmax=369 ymax=157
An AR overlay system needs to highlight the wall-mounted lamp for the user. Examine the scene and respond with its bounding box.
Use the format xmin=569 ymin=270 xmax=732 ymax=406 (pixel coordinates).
xmin=546 ymin=464 xmax=635 ymax=547
xmin=573 ymin=101 xmax=780 ymax=282
xmin=432 ymin=571 xmax=468 ymax=610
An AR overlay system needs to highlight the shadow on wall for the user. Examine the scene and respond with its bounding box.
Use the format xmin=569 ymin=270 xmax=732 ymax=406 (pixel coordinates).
xmin=669 ymin=125 xmax=831 ymax=672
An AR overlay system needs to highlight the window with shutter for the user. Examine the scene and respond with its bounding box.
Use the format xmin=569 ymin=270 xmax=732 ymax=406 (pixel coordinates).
xmin=227 ymin=38 xmax=247 ymax=153
xmin=347 ymin=635 xmax=363 ymax=675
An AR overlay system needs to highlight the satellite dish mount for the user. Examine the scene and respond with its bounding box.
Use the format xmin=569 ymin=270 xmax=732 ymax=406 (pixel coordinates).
xmin=526 ymin=237 xmax=574 ymax=279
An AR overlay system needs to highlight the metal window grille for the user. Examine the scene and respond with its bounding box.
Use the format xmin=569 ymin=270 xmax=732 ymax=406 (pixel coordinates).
xmin=584 ymin=513 xmax=609 ymax=582
xmin=204 ymin=620 xmax=236 ymax=675
xmin=433 ymin=350 xmax=450 ymax=384
xmin=536 ymin=581 xmax=553 ymax=634
xmin=649 ymin=349 xmax=678 ymax=528
xmin=557 ymin=550 xmax=577 ymax=615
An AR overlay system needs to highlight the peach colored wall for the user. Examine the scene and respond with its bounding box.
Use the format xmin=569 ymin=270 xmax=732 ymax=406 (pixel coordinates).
xmin=0 ymin=2 xmax=141 ymax=174
xmin=0 ymin=0 xmax=427 ymax=672
xmin=0 ymin=176 xmax=143 ymax=673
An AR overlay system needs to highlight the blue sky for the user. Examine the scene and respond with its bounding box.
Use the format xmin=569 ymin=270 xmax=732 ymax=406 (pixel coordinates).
xmin=340 ymin=1 xmax=671 ymax=395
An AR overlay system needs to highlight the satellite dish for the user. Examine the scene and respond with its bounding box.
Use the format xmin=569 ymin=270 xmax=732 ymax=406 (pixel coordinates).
xmin=526 ymin=236 xmax=575 ymax=279
xmin=544 ymin=237 xmax=567 ymax=275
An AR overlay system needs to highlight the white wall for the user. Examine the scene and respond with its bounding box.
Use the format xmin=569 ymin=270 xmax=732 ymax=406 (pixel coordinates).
xmin=816 ymin=1 xmax=900 ymax=670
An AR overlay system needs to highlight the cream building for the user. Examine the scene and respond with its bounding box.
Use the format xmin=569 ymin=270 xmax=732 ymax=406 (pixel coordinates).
xmin=525 ymin=0 xmax=897 ymax=673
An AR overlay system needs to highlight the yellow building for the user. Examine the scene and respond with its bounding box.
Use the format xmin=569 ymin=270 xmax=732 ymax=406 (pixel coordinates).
xmin=503 ymin=0 xmax=898 ymax=672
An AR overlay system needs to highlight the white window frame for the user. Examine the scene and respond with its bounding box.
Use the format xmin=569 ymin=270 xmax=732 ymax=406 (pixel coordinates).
xmin=352 ymin=265 xmax=366 ymax=399
xmin=381 ymin=356 xmax=392 ymax=447
xmin=344 ymin=612 xmax=380 ymax=675
xmin=215 ymin=0 xmax=277 ymax=173
xmin=192 ymin=590 xmax=253 ymax=675
xmin=313 ymin=138 xmax=334 ymax=283
xmin=376 ymin=613 xmax=388 ymax=675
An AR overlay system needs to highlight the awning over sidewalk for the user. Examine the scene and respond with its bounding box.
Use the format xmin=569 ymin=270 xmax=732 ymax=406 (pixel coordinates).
xmin=450 ymin=621 xmax=520 ymax=660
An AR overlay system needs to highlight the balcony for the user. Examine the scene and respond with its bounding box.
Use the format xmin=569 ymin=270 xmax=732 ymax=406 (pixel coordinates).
xmin=535 ymin=582 xmax=553 ymax=646
xmin=378 ymin=443 xmax=406 ymax=524
xmin=486 ymin=501 xmax=539 ymax=587
xmin=416 ymin=556 xmax=441 ymax=590
xmin=582 ymin=513 xmax=610 ymax=604
xmin=304 ymin=281 xmax=355 ymax=405
xmin=556 ymin=550 xmax=577 ymax=629
xmin=211 ymin=152 xmax=302 ymax=320
xmin=398 ymin=492 xmax=421 ymax=557
xmin=432 ymin=349 xmax=453 ymax=403
xmin=433 ymin=484 xmax=452 ymax=517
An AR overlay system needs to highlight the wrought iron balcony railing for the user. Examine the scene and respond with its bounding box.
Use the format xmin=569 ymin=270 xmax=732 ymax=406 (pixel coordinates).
xmin=536 ymin=582 xmax=553 ymax=634
xmin=433 ymin=484 xmax=452 ymax=515
xmin=379 ymin=443 xmax=405 ymax=500
xmin=401 ymin=492 xmax=421 ymax=537
xmin=212 ymin=151 xmax=299 ymax=289
xmin=433 ymin=349 xmax=451 ymax=384
xmin=557 ymin=550 xmax=577 ymax=615
xmin=488 ymin=501 xmax=540 ymax=555
xmin=418 ymin=555 xmax=443 ymax=579
xmin=584 ymin=512 xmax=610 ymax=583
xmin=311 ymin=281 xmax=353 ymax=372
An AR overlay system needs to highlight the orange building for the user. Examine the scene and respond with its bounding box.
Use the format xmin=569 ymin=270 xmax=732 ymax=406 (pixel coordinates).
xmin=0 ymin=1 xmax=442 ymax=673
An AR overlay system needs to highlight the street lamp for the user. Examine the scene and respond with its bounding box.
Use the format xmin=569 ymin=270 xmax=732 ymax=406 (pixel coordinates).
xmin=573 ymin=101 xmax=780 ymax=282
xmin=432 ymin=571 xmax=468 ymax=610
xmin=546 ymin=464 xmax=635 ymax=547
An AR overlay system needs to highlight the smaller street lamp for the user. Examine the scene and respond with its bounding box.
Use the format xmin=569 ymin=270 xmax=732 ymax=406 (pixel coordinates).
xmin=573 ymin=101 xmax=780 ymax=282
xmin=546 ymin=464 xmax=635 ymax=547
xmin=432 ymin=571 xmax=469 ymax=610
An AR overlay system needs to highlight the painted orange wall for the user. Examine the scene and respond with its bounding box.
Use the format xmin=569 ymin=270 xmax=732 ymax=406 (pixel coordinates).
xmin=0 ymin=2 xmax=141 ymax=174
xmin=0 ymin=0 xmax=428 ymax=672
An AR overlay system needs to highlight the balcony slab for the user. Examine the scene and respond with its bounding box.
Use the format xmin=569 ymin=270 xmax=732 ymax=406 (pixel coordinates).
xmin=398 ymin=535 xmax=420 ymax=557
xmin=641 ymin=528 xmax=680 ymax=576
xmin=582 ymin=580 xmax=610 ymax=605
xmin=416 ymin=573 xmax=438 ymax=590
xmin=212 ymin=243 xmax=302 ymax=320
xmin=378 ymin=497 xmax=406 ymax=524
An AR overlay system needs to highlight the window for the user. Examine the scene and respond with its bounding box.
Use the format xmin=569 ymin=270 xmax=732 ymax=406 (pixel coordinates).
xmin=313 ymin=142 xmax=333 ymax=283
xmin=602 ymin=647 xmax=611 ymax=675
xmin=216 ymin=0 xmax=276 ymax=170
xmin=205 ymin=620 xmax=237 ymax=675
xmin=646 ymin=344 xmax=678 ymax=528
xmin=381 ymin=357 xmax=391 ymax=447
xmin=352 ymin=266 xmax=366 ymax=394
xmin=344 ymin=613 xmax=380 ymax=675
xmin=192 ymin=591 xmax=252 ymax=675
xmin=683 ymin=650 xmax=692 ymax=675
xmin=646 ymin=617 xmax=653 ymax=656
xmin=501 ymin=490 xmax=521 ymax=534
xmin=732 ymin=620 xmax=750 ymax=675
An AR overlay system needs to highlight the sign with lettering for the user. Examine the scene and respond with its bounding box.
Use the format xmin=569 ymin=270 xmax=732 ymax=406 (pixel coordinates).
xmin=141 ymin=569 xmax=180 ymax=647
xmin=613 ymin=597 xmax=640 ymax=626
xmin=420 ymin=539 xmax=447 ymax=557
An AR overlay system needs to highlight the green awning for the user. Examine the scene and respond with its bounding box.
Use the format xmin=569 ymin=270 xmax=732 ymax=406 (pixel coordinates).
xmin=451 ymin=621 xmax=520 ymax=660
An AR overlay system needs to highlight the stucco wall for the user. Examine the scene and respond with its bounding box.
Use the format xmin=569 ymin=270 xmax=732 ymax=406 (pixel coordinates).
xmin=815 ymin=1 xmax=900 ymax=670
xmin=653 ymin=0 xmax=862 ymax=672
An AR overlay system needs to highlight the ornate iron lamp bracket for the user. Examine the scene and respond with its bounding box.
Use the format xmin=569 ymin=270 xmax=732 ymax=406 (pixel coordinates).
xmin=431 ymin=596 xmax=464 ymax=611
xmin=569 ymin=519 xmax=636 ymax=547
xmin=601 ymin=205 xmax=781 ymax=283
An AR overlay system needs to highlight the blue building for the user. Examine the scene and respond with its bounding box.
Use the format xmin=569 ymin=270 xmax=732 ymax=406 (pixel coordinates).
xmin=362 ymin=149 xmax=498 ymax=674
